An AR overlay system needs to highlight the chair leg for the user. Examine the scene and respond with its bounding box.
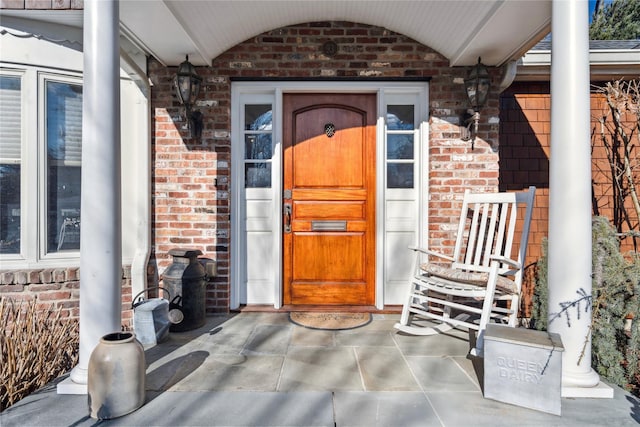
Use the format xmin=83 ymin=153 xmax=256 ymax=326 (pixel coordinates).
xmin=469 ymin=331 xmax=484 ymax=357
xmin=398 ymin=280 xmax=418 ymax=326
xmin=471 ymin=290 xmax=496 ymax=357
xmin=443 ymin=294 xmax=453 ymax=321
xmin=507 ymin=294 xmax=519 ymax=327
xmin=395 ymin=280 xmax=445 ymax=335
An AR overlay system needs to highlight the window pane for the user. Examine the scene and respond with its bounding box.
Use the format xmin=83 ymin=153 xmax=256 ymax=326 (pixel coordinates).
xmin=0 ymin=165 xmax=20 ymax=254
xmin=0 ymin=76 xmax=21 ymax=254
xmin=46 ymin=81 xmax=82 ymax=252
xmin=245 ymin=163 xmax=271 ymax=188
xmin=48 ymin=166 xmax=81 ymax=251
xmin=245 ymin=134 xmax=272 ymax=160
xmin=387 ymin=163 xmax=414 ymax=188
xmin=245 ymin=105 xmax=272 ymax=130
xmin=46 ymin=81 xmax=82 ymax=163
xmin=387 ymin=134 xmax=414 ymax=160
xmin=387 ymin=105 xmax=414 ymax=130
xmin=0 ymin=76 xmax=21 ymax=161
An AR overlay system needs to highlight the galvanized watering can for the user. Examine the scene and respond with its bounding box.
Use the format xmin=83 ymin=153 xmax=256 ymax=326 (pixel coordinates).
xmin=132 ymin=287 xmax=184 ymax=346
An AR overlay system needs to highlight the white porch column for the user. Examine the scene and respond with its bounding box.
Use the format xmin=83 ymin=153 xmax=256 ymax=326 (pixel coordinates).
xmin=58 ymin=0 xmax=121 ymax=394
xmin=548 ymin=0 xmax=610 ymax=398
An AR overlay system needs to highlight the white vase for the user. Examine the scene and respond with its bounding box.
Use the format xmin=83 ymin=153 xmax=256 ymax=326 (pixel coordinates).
xmin=88 ymin=332 xmax=146 ymax=419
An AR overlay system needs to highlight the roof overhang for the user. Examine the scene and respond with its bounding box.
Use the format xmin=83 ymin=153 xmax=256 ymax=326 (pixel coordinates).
xmin=518 ymin=48 xmax=640 ymax=81
xmin=1 ymin=0 xmax=551 ymax=67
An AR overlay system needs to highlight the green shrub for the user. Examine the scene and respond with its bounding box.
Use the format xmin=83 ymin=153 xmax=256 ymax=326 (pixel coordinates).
xmin=531 ymin=216 xmax=640 ymax=396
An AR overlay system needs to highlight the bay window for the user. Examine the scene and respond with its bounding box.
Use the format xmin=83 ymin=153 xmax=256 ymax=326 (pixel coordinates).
xmin=0 ymin=67 xmax=83 ymax=264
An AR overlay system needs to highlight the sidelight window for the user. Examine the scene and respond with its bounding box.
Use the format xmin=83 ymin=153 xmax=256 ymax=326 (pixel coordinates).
xmin=385 ymin=104 xmax=416 ymax=188
xmin=243 ymin=104 xmax=272 ymax=188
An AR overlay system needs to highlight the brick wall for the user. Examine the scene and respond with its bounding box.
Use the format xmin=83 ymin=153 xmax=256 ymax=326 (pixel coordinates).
xmin=0 ymin=20 xmax=514 ymax=317
xmin=148 ymin=21 xmax=504 ymax=313
xmin=0 ymin=266 xmax=134 ymax=329
xmin=0 ymin=0 xmax=83 ymax=9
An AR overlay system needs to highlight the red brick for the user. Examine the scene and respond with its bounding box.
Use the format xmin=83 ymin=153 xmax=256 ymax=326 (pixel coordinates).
xmin=38 ymin=291 xmax=72 ymax=301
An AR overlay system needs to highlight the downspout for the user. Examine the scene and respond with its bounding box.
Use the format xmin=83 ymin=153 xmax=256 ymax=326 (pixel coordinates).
xmin=499 ymin=59 xmax=518 ymax=92
xmin=119 ymin=49 xmax=153 ymax=300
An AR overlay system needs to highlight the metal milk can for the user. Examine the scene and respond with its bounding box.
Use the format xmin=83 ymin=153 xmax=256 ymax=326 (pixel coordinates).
xmin=163 ymin=248 xmax=207 ymax=332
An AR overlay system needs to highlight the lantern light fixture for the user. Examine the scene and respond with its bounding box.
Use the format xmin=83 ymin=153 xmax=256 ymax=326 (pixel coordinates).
xmin=174 ymin=55 xmax=203 ymax=138
xmin=461 ymin=57 xmax=491 ymax=149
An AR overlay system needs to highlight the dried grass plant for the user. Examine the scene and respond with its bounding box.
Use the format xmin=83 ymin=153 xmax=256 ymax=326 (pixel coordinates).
xmin=0 ymin=298 xmax=78 ymax=411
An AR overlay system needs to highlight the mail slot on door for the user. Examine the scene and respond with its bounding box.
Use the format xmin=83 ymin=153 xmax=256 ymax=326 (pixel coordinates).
xmin=311 ymin=220 xmax=347 ymax=231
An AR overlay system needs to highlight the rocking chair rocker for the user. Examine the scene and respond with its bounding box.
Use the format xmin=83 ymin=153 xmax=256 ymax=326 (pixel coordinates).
xmin=394 ymin=186 xmax=536 ymax=356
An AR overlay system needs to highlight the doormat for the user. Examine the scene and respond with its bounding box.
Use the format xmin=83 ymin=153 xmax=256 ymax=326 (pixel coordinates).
xmin=289 ymin=312 xmax=372 ymax=330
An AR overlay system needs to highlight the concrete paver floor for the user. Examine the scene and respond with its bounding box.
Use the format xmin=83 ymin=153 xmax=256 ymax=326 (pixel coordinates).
xmin=2 ymin=312 xmax=639 ymax=426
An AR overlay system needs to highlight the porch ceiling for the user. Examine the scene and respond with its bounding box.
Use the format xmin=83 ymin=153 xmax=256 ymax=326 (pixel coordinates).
xmin=1 ymin=0 xmax=551 ymax=68
xmin=122 ymin=0 xmax=551 ymax=67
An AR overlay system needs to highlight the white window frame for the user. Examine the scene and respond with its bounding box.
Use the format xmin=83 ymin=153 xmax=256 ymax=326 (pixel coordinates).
xmin=380 ymin=91 xmax=428 ymax=304
xmin=230 ymin=81 xmax=429 ymax=310
xmin=38 ymin=71 xmax=83 ymax=261
xmin=0 ymin=65 xmax=84 ymax=267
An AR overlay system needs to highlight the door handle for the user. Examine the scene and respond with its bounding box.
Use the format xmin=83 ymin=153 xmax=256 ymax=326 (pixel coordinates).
xmin=284 ymin=203 xmax=292 ymax=233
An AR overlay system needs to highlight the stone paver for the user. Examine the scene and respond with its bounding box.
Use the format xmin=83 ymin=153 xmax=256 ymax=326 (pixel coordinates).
xmin=333 ymin=391 xmax=441 ymax=427
xmin=336 ymin=329 xmax=397 ymax=347
xmin=291 ymin=327 xmax=335 ymax=346
xmin=407 ymin=356 xmax=481 ymax=392
xmin=109 ymin=391 xmax=335 ymax=427
xmin=242 ymin=324 xmax=291 ymax=355
xmin=278 ymin=347 xmax=363 ymax=391
xmin=1 ymin=313 xmax=639 ymax=427
xmin=356 ymin=346 xmax=421 ymax=391
xmin=167 ymin=355 xmax=284 ymax=391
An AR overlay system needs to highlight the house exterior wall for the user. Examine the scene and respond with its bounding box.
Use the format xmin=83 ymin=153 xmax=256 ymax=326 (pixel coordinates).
xmin=0 ymin=0 xmax=83 ymax=9
xmin=501 ymin=80 xmax=640 ymax=250
xmin=147 ymin=21 xmax=506 ymax=314
xmin=0 ymin=25 xmax=145 ymax=330
xmin=500 ymin=80 xmax=639 ymax=314
xmin=0 ymin=267 xmax=133 ymax=327
xmin=2 ymin=20 xmax=552 ymax=320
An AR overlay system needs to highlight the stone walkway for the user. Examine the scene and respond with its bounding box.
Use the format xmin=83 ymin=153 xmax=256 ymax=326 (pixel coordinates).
xmin=1 ymin=312 xmax=639 ymax=426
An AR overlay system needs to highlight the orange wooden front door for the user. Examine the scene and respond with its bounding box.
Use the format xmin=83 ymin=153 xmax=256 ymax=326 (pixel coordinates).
xmin=283 ymin=94 xmax=376 ymax=306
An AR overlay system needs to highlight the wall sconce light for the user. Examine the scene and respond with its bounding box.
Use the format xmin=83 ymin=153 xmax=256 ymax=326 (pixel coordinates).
xmin=174 ymin=55 xmax=203 ymax=138
xmin=461 ymin=57 xmax=490 ymax=149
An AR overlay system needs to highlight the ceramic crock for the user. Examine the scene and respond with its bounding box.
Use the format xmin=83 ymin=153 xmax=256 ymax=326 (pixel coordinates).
xmin=88 ymin=332 xmax=146 ymax=419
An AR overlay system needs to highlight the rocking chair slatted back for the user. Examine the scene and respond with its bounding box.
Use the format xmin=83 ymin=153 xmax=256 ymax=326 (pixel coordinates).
xmin=394 ymin=186 xmax=536 ymax=356
xmin=452 ymin=189 xmax=533 ymax=279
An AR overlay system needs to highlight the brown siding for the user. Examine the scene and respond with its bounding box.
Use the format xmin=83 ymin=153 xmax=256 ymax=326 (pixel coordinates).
xmin=500 ymin=81 xmax=639 ymax=315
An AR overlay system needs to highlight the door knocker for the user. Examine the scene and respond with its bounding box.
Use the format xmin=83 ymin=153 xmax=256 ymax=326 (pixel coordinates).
xmin=324 ymin=123 xmax=335 ymax=138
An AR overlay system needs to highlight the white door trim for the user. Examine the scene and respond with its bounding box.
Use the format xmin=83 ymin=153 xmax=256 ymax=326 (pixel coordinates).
xmin=230 ymin=81 xmax=429 ymax=310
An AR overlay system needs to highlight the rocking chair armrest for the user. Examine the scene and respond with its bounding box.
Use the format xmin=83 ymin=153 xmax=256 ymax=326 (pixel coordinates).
xmin=408 ymin=246 xmax=455 ymax=262
xmin=488 ymin=255 xmax=521 ymax=270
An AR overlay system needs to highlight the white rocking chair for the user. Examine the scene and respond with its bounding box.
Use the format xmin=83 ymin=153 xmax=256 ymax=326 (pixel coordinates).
xmin=394 ymin=186 xmax=536 ymax=356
